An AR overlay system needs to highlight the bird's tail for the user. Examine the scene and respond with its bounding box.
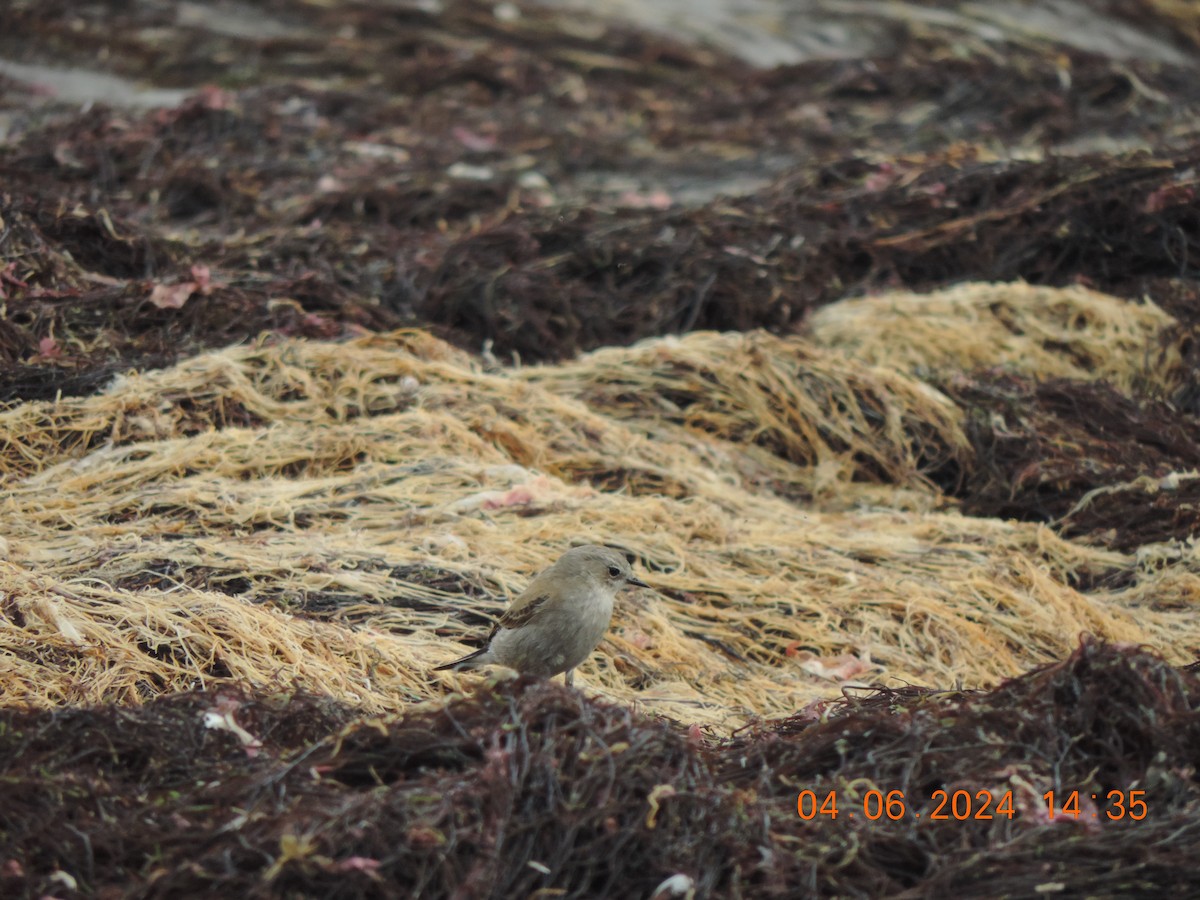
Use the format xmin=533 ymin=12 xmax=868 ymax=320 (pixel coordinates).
xmin=432 ymin=646 xmax=492 ymax=672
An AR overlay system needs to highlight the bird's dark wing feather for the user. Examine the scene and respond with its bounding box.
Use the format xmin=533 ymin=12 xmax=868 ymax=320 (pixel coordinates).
xmin=496 ymin=593 xmax=550 ymax=631
xmin=432 ymin=645 xmax=489 ymax=672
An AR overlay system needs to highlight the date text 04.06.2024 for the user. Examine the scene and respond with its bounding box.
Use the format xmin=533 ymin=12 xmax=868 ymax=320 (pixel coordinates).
xmin=797 ymin=789 xmax=1147 ymax=821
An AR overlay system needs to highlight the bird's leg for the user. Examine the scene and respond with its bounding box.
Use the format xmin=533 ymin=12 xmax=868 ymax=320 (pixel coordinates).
xmin=563 ymin=668 xmax=574 ymax=688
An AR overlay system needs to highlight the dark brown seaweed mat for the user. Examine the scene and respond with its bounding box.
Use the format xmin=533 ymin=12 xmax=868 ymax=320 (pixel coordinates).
xmin=1 ymin=640 xmax=1198 ymax=898
xmin=947 ymin=375 xmax=1200 ymax=551
xmin=418 ymin=149 xmax=1200 ymax=362
xmin=2 ymin=0 xmax=1200 ymax=382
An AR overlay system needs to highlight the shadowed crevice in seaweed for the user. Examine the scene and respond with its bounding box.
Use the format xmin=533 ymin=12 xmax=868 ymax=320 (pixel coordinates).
xmin=945 ymin=375 xmax=1200 ymax=550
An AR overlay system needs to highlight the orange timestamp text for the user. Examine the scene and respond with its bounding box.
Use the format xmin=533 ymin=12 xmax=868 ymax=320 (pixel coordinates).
xmin=797 ymin=788 xmax=1148 ymax=821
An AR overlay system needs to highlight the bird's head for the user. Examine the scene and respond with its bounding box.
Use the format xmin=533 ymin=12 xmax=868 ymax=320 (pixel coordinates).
xmin=559 ymin=544 xmax=650 ymax=592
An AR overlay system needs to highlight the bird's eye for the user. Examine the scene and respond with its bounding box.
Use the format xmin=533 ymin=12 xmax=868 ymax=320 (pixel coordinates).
xmin=607 ymin=565 xmax=622 ymax=578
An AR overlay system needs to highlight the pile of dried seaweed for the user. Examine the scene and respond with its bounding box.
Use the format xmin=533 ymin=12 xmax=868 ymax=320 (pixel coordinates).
xmin=2 ymin=641 xmax=1197 ymax=897
xmin=3 ymin=323 xmax=1197 ymax=727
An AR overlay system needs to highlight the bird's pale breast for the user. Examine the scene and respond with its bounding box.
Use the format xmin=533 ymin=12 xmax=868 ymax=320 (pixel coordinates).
xmin=490 ymin=582 xmax=615 ymax=677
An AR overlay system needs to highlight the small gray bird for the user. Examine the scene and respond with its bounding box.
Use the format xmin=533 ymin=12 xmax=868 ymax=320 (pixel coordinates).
xmin=434 ymin=544 xmax=649 ymax=686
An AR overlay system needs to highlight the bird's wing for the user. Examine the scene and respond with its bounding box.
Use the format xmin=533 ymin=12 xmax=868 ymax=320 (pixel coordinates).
xmin=496 ymin=592 xmax=550 ymax=630
xmin=494 ymin=569 xmax=556 ymax=631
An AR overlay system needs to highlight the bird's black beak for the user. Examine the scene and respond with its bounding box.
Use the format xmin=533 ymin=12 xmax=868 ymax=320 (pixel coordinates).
xmin=627 ymin=576 xmax=650 ymax=589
